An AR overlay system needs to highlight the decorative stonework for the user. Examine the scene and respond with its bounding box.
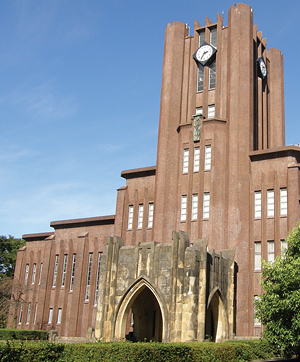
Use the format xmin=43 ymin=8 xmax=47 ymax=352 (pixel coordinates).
xmin=95 ymin=231 xmax=236 ymax=343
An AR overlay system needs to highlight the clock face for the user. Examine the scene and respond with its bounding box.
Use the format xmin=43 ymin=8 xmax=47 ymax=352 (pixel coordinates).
xmin=193 ymin=42 xmax=217 ymax=67
xmin=257 ymin=57 xmax=267 ymax=79
xmin=196 ymin=45 xmax=213 ymax=62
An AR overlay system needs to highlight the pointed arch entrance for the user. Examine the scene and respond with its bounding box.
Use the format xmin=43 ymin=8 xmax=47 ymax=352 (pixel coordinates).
xmin=205 ymin=288 xmax=229 ymax=342
xmin=114 ymin=278 xmax=166 ymax=342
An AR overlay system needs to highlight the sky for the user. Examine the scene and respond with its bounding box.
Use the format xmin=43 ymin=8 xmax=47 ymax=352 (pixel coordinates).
xmin=1 ymin=0 xmax=300 ymax=238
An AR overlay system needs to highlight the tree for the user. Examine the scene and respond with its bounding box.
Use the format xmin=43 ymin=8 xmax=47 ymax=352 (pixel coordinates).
xmin=0 ymin=235 xmax=25 ymax=278
xmin=0 ymin=236 xmax=26 ymax=327
xmin=255 ymin=223 xmax=300 ymax=359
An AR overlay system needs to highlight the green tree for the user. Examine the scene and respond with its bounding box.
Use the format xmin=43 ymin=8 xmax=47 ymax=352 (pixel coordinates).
xmin=255 ymin=223 xmax=300 ymax=359
xmin=0 ymin=235 xmax=25 ymax=278
xmin=0 ymin=236 xmax=26 ymax=328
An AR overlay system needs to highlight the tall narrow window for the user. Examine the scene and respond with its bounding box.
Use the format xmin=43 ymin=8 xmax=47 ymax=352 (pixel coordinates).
xmin=204 ymin=145 xmax=212 ymax=171
xmin=38 ymin=263 xmax=43 ymax=285
xmin=197 ymin=66 xmax=204 ymax=92
xmin=31 ymin=263 xmax=36 ymax=284
xmin=254 ymin=191 xmax=261 ymax=218
xmin=280 ymin=188 xmax=287 ymax=215
xmin=267 ymin=190 xmax=274 ymax=217
xmin=138 ymin=204 xmax=144 ymax=229
xmin=281 ymin=239 xmax=288 ymax=258
xmin=183 ymin=149 xmax=189 ymax=174
xmin=199 ymin=29 xmax=205 ymax=46
xmin=191 ymin=194 xmax=198 ymax=221
xmin=253 ymin=296 xmax=261 ymax=326
xmin=48 ymin=308 xmax=53 ymax=324
xmin=128 ymin=205 xmax=134 ymax=229
xmin=26 ymin=302 xmax=31 ymax=324
xmin=70 ymin=254 xmax=76 ymax=291
xmin=61 ymin=255 xmax=68 ymax=287
xmin=24 ymin=264 xmax=29 ymax=285
xmin=33 ymin=302 xmax=38 ymax=325
xmin=209 ymin=61 xmax=216 ymax=90
xmin=181 ymin=195 xmax=187 ymax=221
xmin=210 ymin=27 xmax=217 ymax=48
xmin=203 ymin=192 xmax=210 ymax=219
xmin=18 ymin=303 xmax=23 ymax=324
xmin=254 ymin=242 xmax=261 ymax=270
xmin=207 ymin=105 xmax=215 ymax=119
xmin=194 ymin=147 xmax=200 ymax=172
xmin=148 ymin=203 xmax=154 ymax=228
xmin=85 ymin=253 xmax=93 ymax=301
xmin=267 ymin=241 xmax=275 ymax=263
xmin=94 ymin=252 xmax=102 ymax=305
xmin=52 ymin=255 xmax=59 ymax=287
xmin=57 ymin=308 xmax=62 ymax=325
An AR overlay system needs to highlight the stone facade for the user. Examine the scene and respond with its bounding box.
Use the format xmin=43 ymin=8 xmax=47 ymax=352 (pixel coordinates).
xmin=8 ymin=3 xmax=300 ymax=340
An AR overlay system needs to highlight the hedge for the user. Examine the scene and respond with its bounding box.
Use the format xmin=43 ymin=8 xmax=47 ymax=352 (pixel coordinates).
xmin=0 ymin=340 xmax=277 ymax=362
xmin=0 ymin=328 xmax=47 ymax=341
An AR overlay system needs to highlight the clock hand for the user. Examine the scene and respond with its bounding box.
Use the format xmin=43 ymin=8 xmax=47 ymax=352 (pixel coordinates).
xmin=201 ymin=50 xmax=208 ymax=60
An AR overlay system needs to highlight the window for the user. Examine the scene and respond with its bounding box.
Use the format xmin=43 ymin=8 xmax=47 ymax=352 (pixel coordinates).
xmin=181 ymin=195 xmax=187 ymax=221
xmin=267 ymin=190 xmax=274 ymax=217
xmin=197 ymin=66 xmax=204 ymax=92
xmin=254 ymin=242 xmax=261 ymax=270
xmin=148 ymin=203 xmax=154 ymax=228
xmin=182 ymin=149 xmax=189 ymax=173
xmin=70 ymin=254 xmax=76 ymax=291
xmin=38 ymin=263 xmax=43 ymax=285
xmin=209 ymin=61 xmax=216 ymax=90
xmin=18 ymin=303 xmax=23 ymax=324
xmin=85 ymin=253 xmax=93 ymax=301
xmin=138 ymin=204 xmax=144 ymax=229
xmin=254 ymin=191 xmax=261 ymax=218
xmin=210 ymin=27 xmax=217 ymax=48
xmin=267 ymin=241 xmax=275 ymax=263
xmin=52 ymin=255 xmax=59 ymax=287
xmin=48 ymin=308 xmax=53 ymax=324
xmin=203 ymin=192 xmax=210 ymax=219
xmin=193 ymin=147 xmax=200 ymax=172
xmin=280 ymin=188 xmax=287 ymax=215
xmin=61 ymin=255 xmax=68 ymax=287
xmin=281 ymin=239 xmax=288 ymax=258
xmin=26 ymin=302 xmax=31 ymax=324
xmin=94 ymin=252 xmax=102 ymax=305
xmin=199 ymin=29 xmax=205 ymax=46
xmin=207 ymin=105 xmax=215 ymax=119
xmin=204 ymin=145 xmax=212 ymax=171
xmin=24 ymin=264 xmax=29 ymax=285
xmin=57 ymin=308 xmax=62 ymax=324
xmin=31 ymin=263 xmax=36 ymax=284
xmin=128 ymin=205 xmax=134 ymax=229
xmin=196 ymin=107 xmax=203 ymax=116
xmin=253 ymin=296 xmax=261 ymax=326
xmin=33 ymin=303 xmax=38 ymax=325
xmin=191 ymin=194 xmax=198 ymax=221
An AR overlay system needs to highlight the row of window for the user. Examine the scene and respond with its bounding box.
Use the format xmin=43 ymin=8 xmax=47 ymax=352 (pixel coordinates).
xmin=18 ymin=301 xmax=38 ymax=325
xmin=181 ymin=192 xmax=210 ymax=221
xmin=24 ymin=262 xmax=42 ymax=286
xmin=197 ymin=28 xmax=217 ymax=92
xmin=183 ymin=145 xmax=211 ymax=174
xmin=195 ymin=105 xmax=215 ymax=119
xmin=128 ymin=202 xmax=154 ymax=230
xmin=254 ymin=239 xmax=288 ymax=270
xmin=254 ymin=188 xmax=287 ymax=218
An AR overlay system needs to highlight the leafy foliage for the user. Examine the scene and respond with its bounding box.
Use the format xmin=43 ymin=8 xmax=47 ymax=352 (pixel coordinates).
xmin=255 ymin=222 xmax=300 ymax=358
xmin=0 ymin=340 xmax=275 ymax=362
xmin=0 ymin=328 xmax=47 ymax=340
xmin=0 ymin=235 xmax=25 ymax=278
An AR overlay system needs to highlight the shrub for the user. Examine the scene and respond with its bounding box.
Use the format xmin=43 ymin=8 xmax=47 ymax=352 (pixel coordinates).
xmin=0 ymin=328 xmax=47 ymax=341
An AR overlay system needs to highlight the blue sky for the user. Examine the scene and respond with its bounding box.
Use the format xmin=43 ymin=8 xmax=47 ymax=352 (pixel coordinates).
xmin=1 ymin=0 xmax=300 ymax=238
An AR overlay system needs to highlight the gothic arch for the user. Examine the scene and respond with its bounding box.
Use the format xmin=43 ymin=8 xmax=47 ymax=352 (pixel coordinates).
xmin=113 ymin=277 xmax=167 ymax=342
xmin=206 ymin=287 xmax=229 ymax=342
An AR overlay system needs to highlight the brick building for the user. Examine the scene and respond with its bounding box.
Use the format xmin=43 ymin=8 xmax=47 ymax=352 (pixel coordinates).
xmin=8 ymin=3 xmax=300 ymax=341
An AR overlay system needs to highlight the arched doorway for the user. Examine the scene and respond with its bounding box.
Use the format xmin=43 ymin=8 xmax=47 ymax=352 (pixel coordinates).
xmin=205 ymin=289 xmax=228 ymax=342
xmin=114 ymin=279 xmax=164 ymax=342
